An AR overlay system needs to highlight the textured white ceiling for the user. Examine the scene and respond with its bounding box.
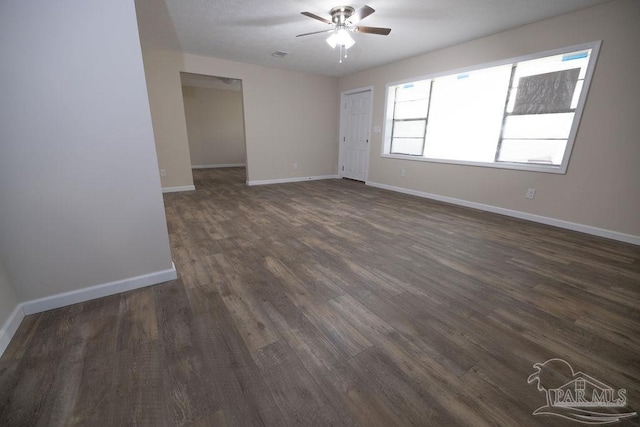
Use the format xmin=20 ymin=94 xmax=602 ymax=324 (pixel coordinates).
xmin=135 ymin=0 xmax=611 ymax=78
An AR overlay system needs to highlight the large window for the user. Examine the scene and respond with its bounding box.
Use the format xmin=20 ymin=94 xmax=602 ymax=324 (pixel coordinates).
xmin=383 ymin=42 xmax=600 ymax=173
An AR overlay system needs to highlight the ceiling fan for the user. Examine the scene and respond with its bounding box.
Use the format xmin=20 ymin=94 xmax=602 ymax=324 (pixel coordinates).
xmin=297 ymin=5 xmax=391 ymax=62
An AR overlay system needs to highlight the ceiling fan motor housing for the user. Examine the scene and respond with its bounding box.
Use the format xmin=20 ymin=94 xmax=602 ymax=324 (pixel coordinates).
xmin=297 ymin=5 xmax=391 ymax=39
xmin=330 ymin=6 xmax=355 ymax=25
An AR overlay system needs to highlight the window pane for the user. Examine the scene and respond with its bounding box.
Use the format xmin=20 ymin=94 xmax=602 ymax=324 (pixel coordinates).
xmin=393 ymin=120 xmax=426 ymax=138
xmin=513 ymin=50 xmax=590 ymax=82
xmin=570 ymin=80 xmax=584 ymax=109
xmin=395 ymin=81 xmax=430 ymax=102
xmin=507 ymin=49 xmax=590 ymax=114
xmin=502 ymin=113 xmax=574 ymax=139
xmin=391 ymin=138 xmax=423 ymax=155
xmin=423 ymin=64 xmax=511 ymax=162
xmin=498 ymin=139 xmax=567 ymax=165
xmin=394 ymin=99 xmax=429 ymax=119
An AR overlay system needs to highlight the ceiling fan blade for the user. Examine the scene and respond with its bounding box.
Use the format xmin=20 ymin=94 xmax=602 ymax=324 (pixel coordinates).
xmin=350 ymin=5 xmax=375 ymax=24
xmin=355 ymin=25 xmax=391 ymax=35
xmin=301 ymin=12 xmax=332 ymax=25
xmin=296 ymin=29 xmax=334 ymax=38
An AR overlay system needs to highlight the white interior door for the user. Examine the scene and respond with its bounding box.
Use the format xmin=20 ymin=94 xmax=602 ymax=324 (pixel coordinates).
xmin=341 ymin=90 xmax=371 ymax=181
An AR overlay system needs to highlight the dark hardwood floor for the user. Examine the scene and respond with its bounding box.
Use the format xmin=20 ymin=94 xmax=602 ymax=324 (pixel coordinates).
xmin=1 ymin=167 xmax=639 ymax=426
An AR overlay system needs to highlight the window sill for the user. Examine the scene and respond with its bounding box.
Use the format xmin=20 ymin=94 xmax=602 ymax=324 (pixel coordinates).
xmin=380 ymin=153 xmax=567 ymax=174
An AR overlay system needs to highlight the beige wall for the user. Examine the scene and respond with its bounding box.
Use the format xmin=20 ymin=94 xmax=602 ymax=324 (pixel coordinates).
xmin=339 ymin=0 xmax=640 ymax=237
xmin=0 ymin=260 xmax=18 ymax=329
xmin=142 ymin=49 xmax=340 ymax=184
xmin=182 ymin=86 xmax=246 ymax=167
xmin=142 ymin=49 xmax=194 ymax=189
xmin=0 ymin=0 xmax=174 ymax=303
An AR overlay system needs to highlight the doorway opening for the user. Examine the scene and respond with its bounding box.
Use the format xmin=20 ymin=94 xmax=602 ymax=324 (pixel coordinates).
xmin=180 ymin=72 xmax=248 ymax=186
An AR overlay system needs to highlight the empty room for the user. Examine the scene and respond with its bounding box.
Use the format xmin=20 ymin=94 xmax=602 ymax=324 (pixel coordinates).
xmin=1 ymin=0 xmax=639 ymax=425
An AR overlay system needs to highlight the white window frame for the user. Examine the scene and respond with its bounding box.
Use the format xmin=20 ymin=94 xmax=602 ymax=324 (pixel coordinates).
xmin=381 ymin=41 xmax=601 ymax=174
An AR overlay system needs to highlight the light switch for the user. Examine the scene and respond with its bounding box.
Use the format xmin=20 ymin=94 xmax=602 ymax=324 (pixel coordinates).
xmin=373 ymin=126 xmax=381 ymax=133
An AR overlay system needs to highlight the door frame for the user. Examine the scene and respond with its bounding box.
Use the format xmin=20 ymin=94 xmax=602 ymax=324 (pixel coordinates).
xmin=178 ymin=72 xmax=249 ymax=187
xmin=338 ymin=86 xmax=374 ymax=181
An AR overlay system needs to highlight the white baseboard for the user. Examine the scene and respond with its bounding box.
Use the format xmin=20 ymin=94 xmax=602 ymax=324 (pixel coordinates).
xmin=247 ymin=175 xmax=339 ymax=186
xmin=22 ymin=264 xmax=178 ymax=315
xmin=0 ymin=264 xmax=177 ymax=358
xmin=366 ymin=181 xmax=640 ymax=246
xmin=162 ymin=185 xmax=196 ymax=193
xmin=0 ymin=304 xmax=26 ymax=357
xmin=192 ymin=164 xmax=246 ymax=169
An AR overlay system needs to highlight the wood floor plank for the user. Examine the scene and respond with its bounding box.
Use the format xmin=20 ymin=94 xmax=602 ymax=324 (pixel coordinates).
xmin=349 ymin=346 xmax=459 ymax=425
xmin=262 ymin=299 xmax=405 ymax=426
xmin=63 ymin=348 xmax=119 ymax=426
xmin=301 ymin=300 xmax=373 ymax=358
xmin=116 ymin=287 xmax=158 ymax=352
xmin=185 ymin=276 xmax=288 ymax=426
xmin=153 ymin=280 xmax=215 ymax=424
xmin=210 ymin=253 xmax=281 ymax=352
xmin=0 ymin=305 xmax=83 ymax=425
xmin=1 ymin=167 xmax=639 ymax=425
xmin=0 ymin=313 xmax=42 ymax=362
xmin=109 ymin=341 xmax=170 ymax=426
xmin=327 ymin=294 xmax=497 ymax=425
xmin=79 ymin=294 xmax=121 ymax=359
xmin=253 ymin=340 xmax=344 ymax=426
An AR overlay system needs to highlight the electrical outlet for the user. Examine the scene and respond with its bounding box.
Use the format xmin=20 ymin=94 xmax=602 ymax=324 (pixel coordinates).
xmin=293 ymin=162 xmax=298 ymax=170
xmin=160 ymin=169 xmax=167 ymax=177
xmin=526 ymin=188 xmax=536 ymax=199
xmin=401 ymin=169 xmax=406 ymax=177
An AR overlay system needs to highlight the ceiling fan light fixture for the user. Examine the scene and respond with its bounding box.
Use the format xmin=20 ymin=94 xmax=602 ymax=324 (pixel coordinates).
xmin=326 ymin=29 xmax=355 ymax=49
xmin=299 ymin=5 xmax=389 ymax=63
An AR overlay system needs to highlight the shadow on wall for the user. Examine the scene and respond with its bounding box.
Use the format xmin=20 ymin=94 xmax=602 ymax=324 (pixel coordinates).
xmin=180 ymin=72 xmax=247 ymax=176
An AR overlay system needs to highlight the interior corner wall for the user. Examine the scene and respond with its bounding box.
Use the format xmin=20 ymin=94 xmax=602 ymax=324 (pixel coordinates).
xmin=182 ymin=86 xmax=246 ymax=167
xmin=0 ymin=259 xmax=18 ymax=330
xmin=142 ymin=49 xmax=340 ymax=184
xmin=0 ymin=1 xmax=175 ymax=302
xmin=141 ymin=49 xmax=194 ymax=189
xmin=338 ymin=0 xmax=640 ymax=238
